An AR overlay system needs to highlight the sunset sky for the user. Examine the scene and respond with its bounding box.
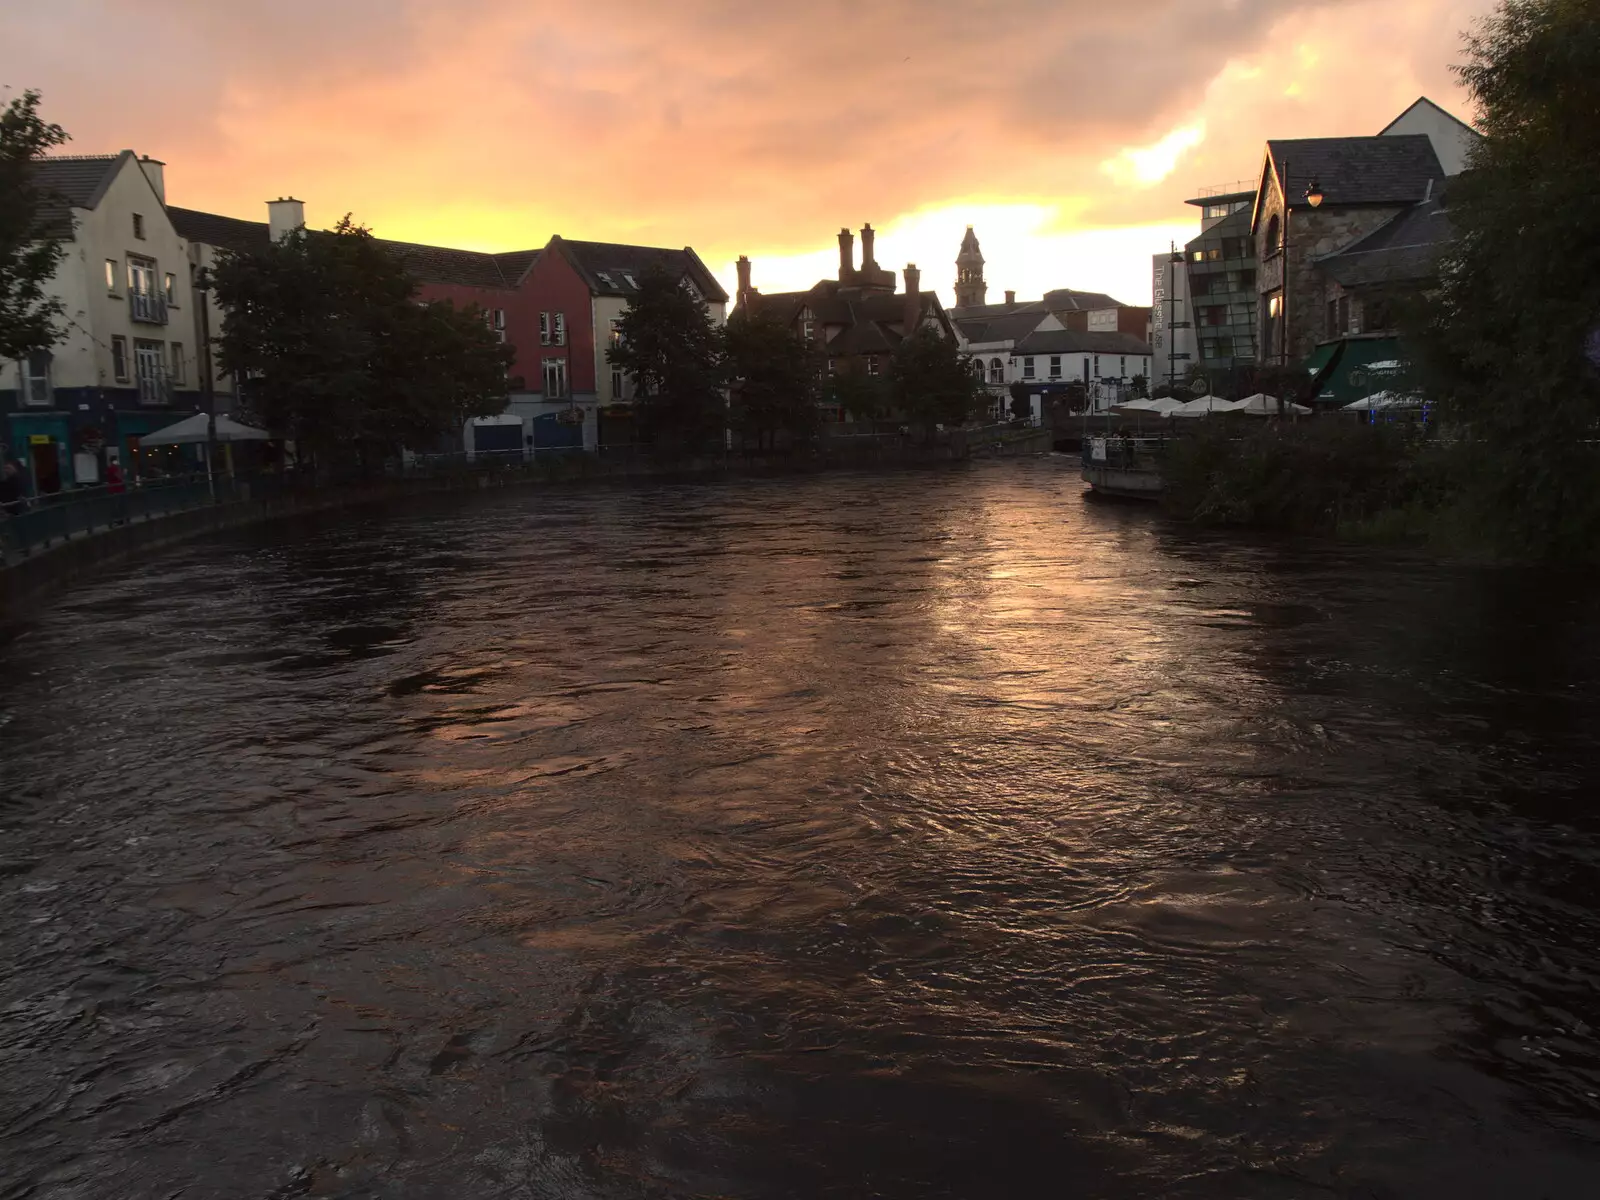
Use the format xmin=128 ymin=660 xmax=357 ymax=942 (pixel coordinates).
xmin=3 ymin=0 xmax=1492 ymax=308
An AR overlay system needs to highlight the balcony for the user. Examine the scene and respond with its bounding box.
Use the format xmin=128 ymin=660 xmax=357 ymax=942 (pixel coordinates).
xmin=137 ymin=370 xmax=173 ymax=406
xmin=129 ymin=291 xmax=169 ymax=325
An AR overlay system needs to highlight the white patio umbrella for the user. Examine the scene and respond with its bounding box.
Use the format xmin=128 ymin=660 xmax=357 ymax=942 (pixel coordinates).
xmin=1171 ymin=397 xmax=1242 ymax=417
xmin=1144 ymin=397 xmax=1187 ymax=416
xmin=140 ymin=412 xmax=273 ymax=445
xmin=1113 ymin=398 xmax=1157 ymax=412
xmin=1232 ymin=393 xmax=1313 ymax=416
xmin=1344 ymin=391 xmax=1423 ymax=412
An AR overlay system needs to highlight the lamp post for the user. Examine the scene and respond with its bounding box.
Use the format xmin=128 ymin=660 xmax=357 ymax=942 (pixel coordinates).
xmin=1275 ymin=166 xmax=1325 ymax=414
xmin=193 ymin=264 xmax=218 ymax=501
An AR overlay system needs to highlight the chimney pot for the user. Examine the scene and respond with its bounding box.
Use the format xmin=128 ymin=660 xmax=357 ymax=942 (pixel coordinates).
xmin=838 ymin=227 xmax=855 ymax=279
xmin=861 ymin=223 xmax=877 ymax=268
xmin=1005 ymin=290 xmax=1016 ymax=305
xmin=903 ymin=264 xmax=922 ymax=332
xmin=736 ymin=255 xmax=753 ymax=307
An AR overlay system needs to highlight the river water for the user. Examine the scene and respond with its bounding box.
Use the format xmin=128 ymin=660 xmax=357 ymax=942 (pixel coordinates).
xmin=3 ymin=459 xmax=1600 ymax=1198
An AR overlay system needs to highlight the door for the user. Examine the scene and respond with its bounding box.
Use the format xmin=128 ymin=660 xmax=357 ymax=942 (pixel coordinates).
xmin=532 ymin=412 xmax=582 ymax=450
xmin=29 ymin=438 xmax=61 ymax=494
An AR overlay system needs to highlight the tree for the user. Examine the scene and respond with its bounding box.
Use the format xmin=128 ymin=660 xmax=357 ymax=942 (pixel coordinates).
xmin=1413 ymin=0 xmax=1600 ymax=558
xmin=0 ymin=90 xmax=70 ymax=363
xmin=725 ymin=310 xmax=822 ymax=450
xmin=889 ymin=325 xmax=984 ymax=432
xmin=608 ymin=263 xmax=726 ymax=450
xmin=827 ymin=367 xmax=889 ymax=424
xmin=212 ymin=216 xmax=511 ymax=470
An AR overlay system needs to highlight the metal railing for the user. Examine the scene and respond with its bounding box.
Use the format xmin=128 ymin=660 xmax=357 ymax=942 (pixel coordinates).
xmin=129 ymin=292 xmax=169 ymax=324
xmin=137 ymin=371 xmax=174 ymax=406
xmin=0 ymin=472 xmax=278 ymax=560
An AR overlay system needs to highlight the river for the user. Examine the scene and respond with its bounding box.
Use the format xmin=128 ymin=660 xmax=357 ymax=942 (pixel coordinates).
xmin=3 ymin=459 xmax=1600 ymax=1198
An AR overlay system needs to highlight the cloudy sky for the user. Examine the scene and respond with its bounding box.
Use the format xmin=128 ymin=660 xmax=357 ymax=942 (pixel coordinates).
xmin=3 ymin=0 xmax=1492 ymax=306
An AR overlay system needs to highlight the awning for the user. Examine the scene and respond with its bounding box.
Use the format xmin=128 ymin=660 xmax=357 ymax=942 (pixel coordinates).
xmin=1303 ymin=342 xmax=1340 ymax=377
xmin=1310 ymin=337 xmax=1410 ymax=408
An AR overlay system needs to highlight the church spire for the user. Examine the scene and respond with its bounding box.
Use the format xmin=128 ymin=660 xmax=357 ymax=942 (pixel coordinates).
xmin=955 ymin=226 xmax=986 ymax=308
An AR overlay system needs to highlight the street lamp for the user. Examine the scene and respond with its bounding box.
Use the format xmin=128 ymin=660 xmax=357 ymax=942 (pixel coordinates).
xmin=1168 ymin=245 xmax=1184 ymax=391
xmin=1306 ymin=177 xmax=1324 ymax=209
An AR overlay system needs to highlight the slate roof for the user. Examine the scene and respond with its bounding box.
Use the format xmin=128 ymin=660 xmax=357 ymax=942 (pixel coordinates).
xmin=1317 ymin=181 xmax=1455 ymax=289
xmin=30 ymin=153 xmax=133 ymax=235
xmin=956 ymin=308 xmax=1051 ymax=346
xmin=740 ymin=280 xmax=949 ymax=354
xmin=1264 ymin=135 xmax=1443 ymax=210
xmin=1044 ymin=288 xmax=1128 ymax=311
xmin=168 ymin=206 xmax=272 ymax=254
xmin=949 ymin=298 xmax=1046 ymax=322
xmin=1013 ymin=329 xmax=1153 ymax=356
xmin=169 ymin=205 xmax=538 ymax=288
xmin=556 ymin=238 xmax=729 ymax=303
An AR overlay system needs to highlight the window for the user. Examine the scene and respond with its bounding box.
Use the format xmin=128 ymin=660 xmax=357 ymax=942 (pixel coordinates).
xmin=1326 ymin=299 xmax=1339 ymax=337
xmin=1221 ymin=237 xmax=1246 ymax=261
xmin=170 ymin=342 xmax=186 ymax=385
xmin=596 ymin=272 xmax=616 ymax=288
xmin=1264 ymin=290 xmax=1284 ymax=359
xmin=622 ymin=273 xmax=638 ymax=289
xmin=1120 ymin=356 xmax=1127 ymax=376
xmin=866 ymin=356 xmax=880 ymax=377
xmin=1202 ymin=336 xmax=1235 ymax=359
xmin=1266 ymin=215 xmax=1282 ymax=254
xmin=484 ymin=308 xmax=506 ymax=342
xmin=163 ymin=272 xmax=177 ymax=305
xmin=1337 ymin=295 xmax=1350 ymax=335
xmin=988 ymin=357 xmax=1004 ymax=384
xmin=609 ymin=318 xmax=623 ymax=351
xmin=20 ymin=350 xmax=52 ymax=406
xmin=132 ymin=213 xmax=145 ymax=239
xmin=1235 ymin=268 xmax=1257 ymax=291
xmin=1201 ymin=305 xmax=1228 ymax=327
xmin=553 ymin=312 xmax=566 ymax=345
xmin=1190 ymin=273 xmax=1212 ymax=298
xmin=111 ymin=335 xmax=129 ymax=383
xmin=539 ymin=312 xmax=551 ymax=345
xmin=127 ymin=257 xmax=155 ymax=296
xmin=1191 ymin=249 xmax=1205 ymax=263
xmin=1022 ymin=357 xmax=1035 ymax=379
xmin=1207 ymin=247 xmax=1223 ymax=262
xmin=1049 ymin=355 xmax=1061 ymax=378
xmin=543 ymin=357 xmax=568 ymax=398
xmin=105 ymin=259 xmax=118 ymax=293
xmin=611 ymin=367 xmax=624 ymax=398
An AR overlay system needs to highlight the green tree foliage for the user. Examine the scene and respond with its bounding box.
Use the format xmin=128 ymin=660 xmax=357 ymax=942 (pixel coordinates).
xmin=608 ymin=263 xmax=726 ymax=449
xmin=725 ymin=310 xmax=821 ymax=449
xmin=889 ymin=325 xmax=983 ymax=431
xmin=827 ymin=367 xmax=889 ymax=423
xmin=212 ymin=217 xmax=511 ymax=469
xmin=0 ymin=90 xmax=70 ymax=362
xmin=1414 ymin=0 xmax=1600 ymax=558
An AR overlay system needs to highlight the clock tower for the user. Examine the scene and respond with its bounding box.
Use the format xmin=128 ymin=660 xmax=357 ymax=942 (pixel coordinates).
xmin=955 ymin=226 xmax=986 ymax=308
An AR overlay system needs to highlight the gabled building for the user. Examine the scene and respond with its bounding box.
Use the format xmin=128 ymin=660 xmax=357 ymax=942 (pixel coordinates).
xmin=1 ymin=151 xmax=205 ymax=492
xmin=1252 ymin=134 xmax=1446 ymax=365
xmin=168 ymin=200 xmax=539 ymax=431
xmin=732 ymin=224 xmax=957 ymax=416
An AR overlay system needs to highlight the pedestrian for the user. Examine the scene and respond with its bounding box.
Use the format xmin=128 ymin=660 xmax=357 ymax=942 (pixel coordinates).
xmin=0 ymin=460 xmax=24 ymax=516
xmin=106 ymin=460 xmax=125 ymax=494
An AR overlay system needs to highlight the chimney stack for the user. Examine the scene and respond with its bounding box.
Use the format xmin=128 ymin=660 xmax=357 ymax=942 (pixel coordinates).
xmin=736 ymin=255 xmax=753 ymax=308
xmin=1005 ymin=290 xmax=1016 ymax=305
xmin=838 ymin=228 xmax=855 ymax=280
xmin=137 ymin=155 xmax=166 ymax=204
xmin=903 ymin=264 xmax=922 ymax=333
xmin=268 ymin=197 xmax=306 ymax=243
xmin=860 ymin=223 xmax=877 ymax=267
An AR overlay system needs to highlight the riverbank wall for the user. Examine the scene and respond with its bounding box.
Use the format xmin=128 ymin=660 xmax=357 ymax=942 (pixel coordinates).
xmin=0 ymin=427 xmax=1054 ymax=615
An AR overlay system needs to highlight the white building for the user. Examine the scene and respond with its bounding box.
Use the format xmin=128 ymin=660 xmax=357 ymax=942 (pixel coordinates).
xmin=2 ymin=150 xmax=206 ymax=491
xmin=1379 ymin=97 xmax=1480 ymax=176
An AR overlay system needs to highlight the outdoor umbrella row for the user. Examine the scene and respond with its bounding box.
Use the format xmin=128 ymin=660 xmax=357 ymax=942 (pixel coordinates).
xmin=1112 ymin=394 xmax=1313 ymax=417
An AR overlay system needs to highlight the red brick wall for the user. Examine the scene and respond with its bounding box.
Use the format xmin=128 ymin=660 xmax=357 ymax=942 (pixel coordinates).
xmin=514 ymin=249 xmax=596 ymax=394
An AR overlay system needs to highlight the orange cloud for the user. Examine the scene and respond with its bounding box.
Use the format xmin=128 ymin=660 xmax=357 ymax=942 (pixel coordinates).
xmin=3 ymin=0 xmax=1496 ymax=305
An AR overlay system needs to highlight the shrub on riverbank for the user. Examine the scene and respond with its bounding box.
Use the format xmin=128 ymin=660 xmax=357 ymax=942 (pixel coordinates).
xmin=1159 ymin=421 xmax=1455 ymax=537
